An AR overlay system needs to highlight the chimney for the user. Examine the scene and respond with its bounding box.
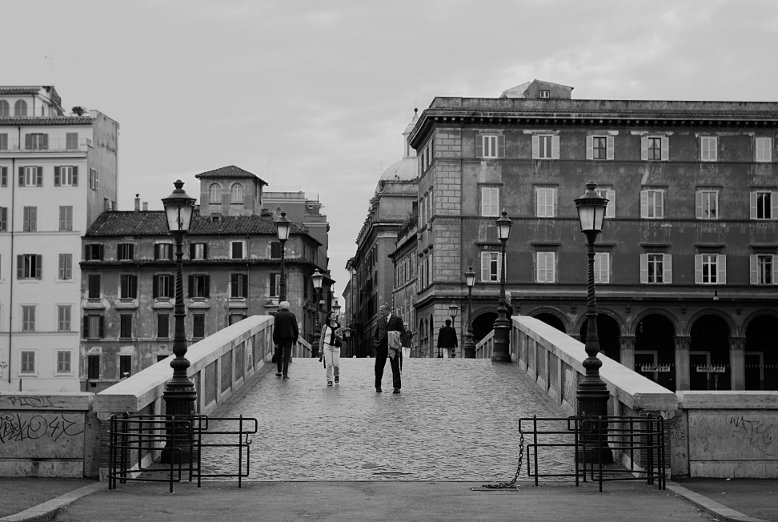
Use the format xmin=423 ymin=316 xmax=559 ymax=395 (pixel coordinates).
xmin=143 ymin=202 xmax=148 ymax=211
xmin=134 ymin=194 xmax=140 ymax=211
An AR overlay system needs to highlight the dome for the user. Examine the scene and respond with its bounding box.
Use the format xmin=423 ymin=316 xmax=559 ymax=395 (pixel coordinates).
xmin=379 ymin=156 xmax=418 ymax=182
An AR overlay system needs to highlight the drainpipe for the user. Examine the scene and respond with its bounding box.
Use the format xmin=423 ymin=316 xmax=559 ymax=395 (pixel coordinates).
xmin=7 ymin=156 xmax=16 ymax=384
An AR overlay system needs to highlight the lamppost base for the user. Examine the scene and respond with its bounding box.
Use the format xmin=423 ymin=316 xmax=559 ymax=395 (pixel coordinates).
xmin=577 ymin=383 xmax=613 ymax=465
xmin=160 ymin=382 xmax=197 ymax=465
xmin=491 ymin=318 xmax=511 ymax=363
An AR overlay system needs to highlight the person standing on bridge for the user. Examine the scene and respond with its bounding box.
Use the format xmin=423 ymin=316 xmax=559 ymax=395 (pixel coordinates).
xmin=373 ymin=303 xmax=405 ymax=393
xmin=437 ymin=319 xmax=458 ymax=358
xmin=319 ymin=311 xmax=342 ymax=386
xmin=273 ymin=301 xmax=298 ymax=379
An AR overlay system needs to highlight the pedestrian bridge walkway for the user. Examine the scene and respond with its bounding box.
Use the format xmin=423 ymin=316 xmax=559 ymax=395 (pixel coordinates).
xmin=208 ymin=357 xmax=568 ymax=481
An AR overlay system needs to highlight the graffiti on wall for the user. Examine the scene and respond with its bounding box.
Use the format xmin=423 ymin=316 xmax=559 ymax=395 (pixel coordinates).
xmin=0 ymin=412 xmax=84 ymax=444
xmin=729 ymin=415 xmax=776 ymax=457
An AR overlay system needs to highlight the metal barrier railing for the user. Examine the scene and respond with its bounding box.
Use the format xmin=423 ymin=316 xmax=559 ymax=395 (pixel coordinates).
xmin=108 ymin=413 xmax=258 ymax=492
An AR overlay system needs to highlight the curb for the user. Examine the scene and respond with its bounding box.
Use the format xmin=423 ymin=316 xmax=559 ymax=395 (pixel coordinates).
xmin=0 ymin=482 xmax=107 ymax=522
xmin=666 ymin=482 xmax=767 ymax=522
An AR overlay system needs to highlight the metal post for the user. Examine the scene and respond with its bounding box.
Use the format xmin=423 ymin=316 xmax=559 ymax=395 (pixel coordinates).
xmin=312 ymin=287 xmax=321 ymax=358
xmin=279 ymin=238 xmax=286 ymax=302
xmin=464 ymin=284 xmax=475 ymax=358
xmin=492 ymin=237 xmax=511 ymax=362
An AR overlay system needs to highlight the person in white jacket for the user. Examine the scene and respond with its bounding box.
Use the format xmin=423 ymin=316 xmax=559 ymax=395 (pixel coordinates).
xmin=319 ymin=311 xmax=342 ymax=387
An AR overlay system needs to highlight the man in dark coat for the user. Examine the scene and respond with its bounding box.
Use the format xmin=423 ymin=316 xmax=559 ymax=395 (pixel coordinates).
xmin=273 ymin=301 xmax=298 ymax=379
xmin=373 ymin=303 xmax=404 ymax=393
xmin=437 ymin=319 xmax=458 ymax=358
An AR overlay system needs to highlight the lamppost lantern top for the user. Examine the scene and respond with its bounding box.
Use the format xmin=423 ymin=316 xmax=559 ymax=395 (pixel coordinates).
xmin=311 ymin=268 xmax=324 ymax=290
xmin=465 ymin=266 xmax=476 ymax=288
xmin=449 ymin=302 xmax=458 ymax=318
xmin=333 ymin=299 xmax=341 ymax=315
xmin=575 ymin=181 xmax=609 ymax=234
xmin=275 ymin=210 xmax=291 ymax=241
xmin=496 ymin=209 xmax=512 ymax=241
xmin=161 ymin=179 xmax=196 ymax=233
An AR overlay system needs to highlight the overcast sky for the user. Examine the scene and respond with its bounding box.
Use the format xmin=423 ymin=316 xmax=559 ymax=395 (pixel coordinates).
xmin=6 ymin=0 xmax=778 ymax=301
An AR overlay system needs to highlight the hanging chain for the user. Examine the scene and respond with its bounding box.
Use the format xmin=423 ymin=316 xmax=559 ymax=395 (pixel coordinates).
xmin=475 ymin=424 xmax=524 ymax=490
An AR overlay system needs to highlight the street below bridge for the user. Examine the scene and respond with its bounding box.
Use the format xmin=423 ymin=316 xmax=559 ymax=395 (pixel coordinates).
xmin=205 ymin=357 xmax=573 ymax=482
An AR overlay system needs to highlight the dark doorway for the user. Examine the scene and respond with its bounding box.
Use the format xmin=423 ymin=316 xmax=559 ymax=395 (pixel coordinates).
xmin=472 ymin=312 xmax=498 ymax=344
xmin=690 ymin=315 xmax=731 ymax=390
xmin=535 ymin=313 xmax=566 ymax=333
xmin=580 ymin=314 xmax=621 ymax=363
xmin=745 ymin=315 xmax=777 ymax=390
xmin=635 ymin=314 xmax=676 ymax=391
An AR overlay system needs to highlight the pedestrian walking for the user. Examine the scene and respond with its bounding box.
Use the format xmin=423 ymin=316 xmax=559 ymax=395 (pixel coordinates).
xmin=273 ymin=301 xmax=298 ymax=379
xmin=373 ymin=303 xmax=404 ymax=393
xmin=319 ymin=311 xmax=342 ymax=387
xmin=437 ymin=319 xmax=458 ymax=358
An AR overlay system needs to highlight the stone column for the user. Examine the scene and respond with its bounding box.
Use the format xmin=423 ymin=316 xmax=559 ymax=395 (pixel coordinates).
xmin=619 ymin=335 xmax=636 ymax=371
xmin=674 ymin=336 xmax=691 ymax=391
xmin=729 ymin=336 xmax=747 ymax=390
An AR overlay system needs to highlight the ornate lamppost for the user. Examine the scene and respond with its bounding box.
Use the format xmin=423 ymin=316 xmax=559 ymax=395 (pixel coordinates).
xmin=332 ymin=298 xmax=341 ymax=318
xmin=491 ymin=210 xmax=512 ymax=362
xmin=574 ymin=181 xmax=612 ymax=463
xmin=311 ymin=268 xmax=324 ymax=358
xmin=463 ymin=266 xmax=476 ymax=358
xmin=161 ymin=180 xmax=196 ymax=463
xmin=448 ymin=302 xmax=458 ymax=358
xmin=274 ymin=211 xmax=291 ymax=301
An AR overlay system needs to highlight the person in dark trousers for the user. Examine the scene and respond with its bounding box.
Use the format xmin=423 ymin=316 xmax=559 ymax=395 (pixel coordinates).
xmin=437 ymin=319 xmax=458 ymax=358
xmin=373 ymin=303 xmax=404 ymax=393
xmin=273 ymin=301 xmax=298 ymax=379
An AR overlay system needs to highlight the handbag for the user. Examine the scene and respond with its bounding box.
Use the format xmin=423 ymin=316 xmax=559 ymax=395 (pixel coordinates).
xmin=330 ymin=327 xmax=342 ymax=348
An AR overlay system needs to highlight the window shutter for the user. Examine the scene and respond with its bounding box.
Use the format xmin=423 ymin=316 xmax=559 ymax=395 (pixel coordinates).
xmin=718 ymin=255 xmax=727 ymax=284
xmin=242 ymin=274 xmax=248 ymax=297
xmin=661 ymin=137 xmax=669 ymax=161
xmin=475 ymin=135 xmax=483 ymax=158
xmin=605 ymin=189 xmax=615 ymax=218
xmin=188 ymin=275 xmax=194 ymax=297
xmin=189 ymin=244 xmax=195 ymax=259
xmin=773 ymin=255 xmax=778 ymax=284
xmin=153 ymin=276 xmax=159 ymax=298
xmin=695 ymin=192 xmax=703 ymax=219
xmin=54 ymin=166 xmax=60 ymax=186
xmin=18 ymin=167 xmax=24 ymax=187
xmin=531 ymin=135 xmax=539 ymax=159
xmin=36 ymin=167 xmax=42 ymax=186
xmin=83 ymin=316 xmax=89 ymax=337
xmin=497 ymin=135 xmax=505 ymax=158
xmin=663 ymin=254 xmax=672 ymax=284
xmin=480 ymin=252 xmax=490 ymax=282
xmin=640 ymin=136 xmax=648 ymax=161
xmin=750 ymin=255 xmax=757 ymax=284
xmin=24 ymin=134 xmax=31 ymax=149
xmin=551 ymin=135 xmax=560 ymax=159
xmin=639 ymin=254 xmax=648 ymax=283
xmin=17 ymin=255 xmax=23 ymax=279
xmin=72 ymin=166 xmax=78 ymax=186
xmin=586 ymin=135 xmax=593 ymax=160
xmin=694 ymin=255 xmax=702 ymax=284
xmin=35 ymin=255 xmax=42 ymax=279
xmin=750 ymin=192 xmax=757 ymax=219
xmin=204 ymin=275 xmax=210 ymax=298
xmin=1 ymin=166 xmax=6 ymax=186
xmin=99 ymin=316 xmax=105 ymax=338
xmin=772 ymin=192 xmax=778 ymax=218
xmin=606 ymin=136 xmax=615 ymax=160
xmin=640 ymin=191 xmax=648 ymax=218
xmin=41 ymin=135 xmax=48 ymax=150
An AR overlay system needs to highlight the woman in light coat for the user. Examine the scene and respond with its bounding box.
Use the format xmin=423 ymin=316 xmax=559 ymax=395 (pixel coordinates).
xmin=319 ymin=312 xmax=342 ymax=386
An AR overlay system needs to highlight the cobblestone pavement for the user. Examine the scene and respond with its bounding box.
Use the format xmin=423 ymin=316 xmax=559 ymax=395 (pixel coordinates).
xmin=204 ymin=358 xmax=576 ymax=482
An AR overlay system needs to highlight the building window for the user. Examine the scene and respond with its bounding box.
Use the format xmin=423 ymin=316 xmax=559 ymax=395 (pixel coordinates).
xmin=83 ymin=315 xmax=104 ymax=339
xmin=750 ymin=191 xmax=777 ymax=220
xmin=24 ymin=133 xmax=48 ymax=150
xmin=66 ymin=133 xmax=78 ymax=150
xmin=89 ymin=168 xmax=98 ymax=190
xmin=119 ymin=355 xmax=132 ymax=378
xmin=120 ymin=274 xmax=138 ymax=299
xmin=480 ymin=187 xmax=500 ymax=217
xmin=190 ymin=243 xmax=208 ymax=260
xmin=696 ymin=190 xmax=719 ymax=219
xmin=641 ymin=136 xmax=669 ymax=161
xmin=640 ymin=189 xmax=665 ymax=219
xmin=532 ymin=134 xmax=559 ymax=160
xmin=17 ymin=254 xmax=42 ymax=279
xmin=21 ymin=305 xmax=36 ymax=331
xmin=695 ymin=253 xmax=726 ymax=284
xmin=755 ymin=137 xmax=773 ymax=162
xmin=18 ymin=166 xmax=42 ymax=187
xmin=594 ymin=252 xmax=610 ymax=284
xmin=536 ymin=252 xmax=556 ymax=283
xmin=192 ymin=314 xmax=206 ymax=339
xmin=269 ymin=273 xmax=280 ymax=297
xmin=231 ymin=241 xmax=246 ymax=259
xmin=22 ymin=206 xmax=37 ymax=232
xmin=189 ymin=274 xmax=210 ymax=298
xmin=117 ymin=243 xmax=135 ymax=261
xmin=476 ymin=134 xmax=505 ymax=159
xmin=56 ymin=351 xmax=72 ymax=374
xmin=751 ymin=254 xmax=777 ymax=285
xmin=58 ymin=253 xmax=73 ymax=280
xmin=231 ymin=183 xmax=243 ymax=203
xmin=535 ymin=187 xmax=557 ymax=218
xmin=157 ymin=314 xmax=170 ymax=338
xmin=420 ymin=138 xmax=434 ymax=172
xmin=87 ymin=354 xmax=100 ymax=380
xmin=55 ymin=166 xmax=78 ymax=186
xmin=14 ymin=100 xmax=27 ymax=117
xmin=0 ymin=134 xmax=8 ymax=151
xmin=87 ymin=274 xmax=101 ymax=299
xmin=0 ymin=100 xmax=8 ymax=117
xmin=641 ymin=253 xmax=672 ymax=284
xmin=230 ymin=273 xmax=248 ymax=299
xmin=59 ymin=206 xmax=73 ymax=231
xmin=0 ymin=206 xmax=7 ymax=231
xmin=539 ymin=89 xmax=550 ymax=99
xmin=120 ymin=314 xmax=133 ymax=339
xmin=20 ymin=351 xmax=35 ymax=374
xmin=209 ymin=183 xmax=222 ymax=204
xmin=587 ymin=135 xmax=614 ymax=160
xmin=700 ymin=136 xmax=718 ymax=162
xmin=596 ymin=187 xmax=616 ymax=218
xmin=85 ymin=243 xmax=104 ymax=260
xmin=480 ymin=251 xmax=501 ymax=283
xmin=270 ymin=241 xmax=282 ymax=259
xmin=58 ymin=305 xmax=71 ymax=331
xmin=154 ymin=242 xmax=173 ymax=260
xmin=153 ymin=274 xmax=173 ymax=299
